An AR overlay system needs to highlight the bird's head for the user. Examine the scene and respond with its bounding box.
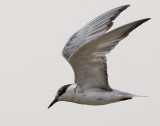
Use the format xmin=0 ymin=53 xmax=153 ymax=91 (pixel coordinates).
xmin=48 ymin=84 xmax=71 ymax=108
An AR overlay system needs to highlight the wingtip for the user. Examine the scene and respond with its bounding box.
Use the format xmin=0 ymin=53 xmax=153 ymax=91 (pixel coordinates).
xmin=144 ymin=18 xmax=151 ymax=21
xmin=122 ymin=4 xmax=130 ymax=9
xmin=128 ymin=18 xmax=151 ymax=32
xmin=139 ymin=18 xmax=151 ymax=24
xmin=125 ymin=4 xmax=131 ymax=8
xmin=118 ymin=5 xmax=130 ymax=12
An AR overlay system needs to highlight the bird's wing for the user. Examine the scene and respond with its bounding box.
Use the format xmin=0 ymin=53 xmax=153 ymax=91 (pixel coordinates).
xmin=62 ymin=5 xmax=130 ymax=60
xmin=69 ymin=19 xmax=150 ymax=92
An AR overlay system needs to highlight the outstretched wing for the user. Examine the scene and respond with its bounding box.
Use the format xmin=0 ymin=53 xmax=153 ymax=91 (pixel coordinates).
xmin=62 ymin=5 xmax=130 ymax=60
xmin=69 ymin=19 xmax=150 ymax=92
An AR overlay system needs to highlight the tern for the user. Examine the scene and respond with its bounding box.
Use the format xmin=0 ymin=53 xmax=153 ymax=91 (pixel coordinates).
xmin=48 ymin=5 xmax=150 ymax=108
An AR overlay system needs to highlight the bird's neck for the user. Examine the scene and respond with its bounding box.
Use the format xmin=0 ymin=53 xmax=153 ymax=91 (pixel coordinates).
xmin=60 ymin=84 xmax=76 ymax=101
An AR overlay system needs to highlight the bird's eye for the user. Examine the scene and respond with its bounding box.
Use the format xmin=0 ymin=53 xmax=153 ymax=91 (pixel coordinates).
xmin=57 ymin=84 xmax=71 ymax=97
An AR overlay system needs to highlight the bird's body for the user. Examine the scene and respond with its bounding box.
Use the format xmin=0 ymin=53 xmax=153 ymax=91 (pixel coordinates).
xmin=59 ymin=84 xmax=134 ymax=105
xmin=48 ymin=5 xmax=150 ymax=108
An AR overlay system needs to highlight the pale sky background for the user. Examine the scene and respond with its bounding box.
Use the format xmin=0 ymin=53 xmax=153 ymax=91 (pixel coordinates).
xmin=0 ymin=0 xmax=159 ymax=126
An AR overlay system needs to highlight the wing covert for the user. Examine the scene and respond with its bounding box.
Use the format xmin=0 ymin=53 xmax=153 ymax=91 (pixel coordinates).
xmin=69 ymin=19 xmax=150 ymax=91
xmin=62 ymin=5 xmax=130 ymax=60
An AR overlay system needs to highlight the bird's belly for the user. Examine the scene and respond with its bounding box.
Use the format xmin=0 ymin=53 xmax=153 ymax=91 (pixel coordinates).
xmin=71 ymin=92 xmax=121 ymax=105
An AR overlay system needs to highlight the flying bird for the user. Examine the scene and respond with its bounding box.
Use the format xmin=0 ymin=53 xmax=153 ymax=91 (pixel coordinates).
xmin=48 ymin=5 xmax=150 ymax=108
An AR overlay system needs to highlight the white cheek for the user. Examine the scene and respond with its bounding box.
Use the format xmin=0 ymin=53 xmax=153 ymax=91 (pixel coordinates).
xmin=55 ymin=93 xmax=58 ymax=98
xmin=59 ymin=95 xmax=65 ymax=101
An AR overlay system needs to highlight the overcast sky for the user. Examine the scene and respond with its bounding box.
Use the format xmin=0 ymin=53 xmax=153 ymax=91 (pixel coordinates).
xmin=0 ymin=0 xmax=159 ymax=126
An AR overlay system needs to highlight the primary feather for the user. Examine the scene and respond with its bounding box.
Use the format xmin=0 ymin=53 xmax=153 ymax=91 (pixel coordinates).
xmin=62 ymin=5 xmax=150 ymax=92
xmin=62 ymin=5 xmax=130 ymax=60
xmin=69 ymin=18 xmax=150 ymax=92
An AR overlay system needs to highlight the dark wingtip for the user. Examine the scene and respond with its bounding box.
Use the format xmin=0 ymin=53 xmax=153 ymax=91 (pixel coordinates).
xmin=115 ymin=5 xmax=130 ymax=14
xmin=141 ymin=18 xmax=151 ymax=22
xmin=121 ymin=4 xmax=130 ymax=10
xmin=120 ymin=97 xmax=132 ymax=101
xmin=125 ymin=4 xmax=131 ymax=8
xmin=136 ymin=18 xmax=151 ymax=26
xmin=144 ymin=18 xmax=151 ymax=21
xmin=126 ymin=18 xmax=151 ymax=33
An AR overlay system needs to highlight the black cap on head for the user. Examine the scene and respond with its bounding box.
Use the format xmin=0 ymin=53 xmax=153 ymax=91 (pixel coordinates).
xmin=48 ymin=84 xmax=71 ymax=109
